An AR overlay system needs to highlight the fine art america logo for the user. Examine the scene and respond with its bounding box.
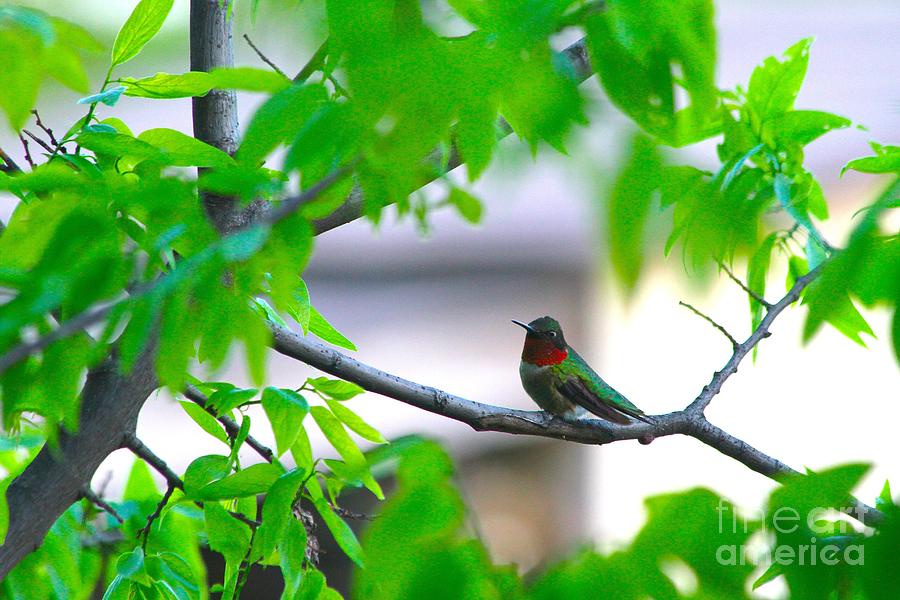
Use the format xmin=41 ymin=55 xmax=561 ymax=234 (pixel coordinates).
xmin=715 ymin=500 xmax=865 ymax=567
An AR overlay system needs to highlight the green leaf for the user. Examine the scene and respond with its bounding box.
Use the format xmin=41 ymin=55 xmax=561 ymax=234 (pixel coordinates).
xmin=325 ymin=399 xmax=386 ymax=444
xmin=752 ymin=561 xmax=783 ymax=590
xmin=253 ymin=297 xmax=288 ymax=327
xmin=123 ymin=457 xmax=159 ymax=502
xmin=587 ymin=0 xmax=718 ymax=145
xmin=76 ymin=85 xmax=126 ymax=107
xmin=77 ymin=131 xmax=164 ymax=161
xmin=354 ymin=442 xmax=512 ymax=600
xmin=0 ymin=27 xmax=42 ymax=130
xmin=307 ymin=377 xmax=364 ymax=400
xmin=447 ymin=188 xmax=483 ymax=224
xmin=111 ymin=0 xmax=175 ymax=67
xmin=763 ymin=110 xmax=850 ymax=147
xmin=456 ymin=97 xmax=497 ymax=181
xmin=877 ymin=480 xmax=895 ymax=512
xmin=121 ymin=71 xmax=213 ymax=99
xmin=290 ymin=426 xmax=314 ymax=473
xmin=209 ymin=67 xmax=291 ymax=93
xmin=307 ymin=479 xmax=365 ymax=568
xmin=803 ymin=287 xmax=875 ymax=346
xmin=842 ymin=143 xmax=900 ymax=175
xmin=308 ymin=306 xmax=356 ymax=350
xmin=194 ymin=463 xmax=283 ymax=500
xmin=607 ymin=133 xmax=662 ymax=293
xmin=747 ymin=233 xmax=777 ymax=331
xmin=115 ymin=547 xmax=150 ymax=585
xmin=218 ymin=226 xmax=269 ymax=262
xmin=121 ymin=68 xmax=291 ymax=99
xmin=204 ymin=502 xmax=252 ymax=565
xmin=747 ymin=38 xmax=813 ymax=120
xmin=138 ymin=128 xmax=235 ymax=168
xmin=237 ymin=83 xmax=327 ymax=166
xmin=769 ymin=463 xmax=870 ymax=517
xmin=280 ymin=520 xmax=310 ymax=597
xmin=179 ymin=401 xmax=229 ymax=445
xmin=183 ymin=454 xmax=230 ymax=497
xmin=288 ymin=278 xmax=312 ymax=333
xmin=255 ymin=468 xmax=305 ymax=561
xmin=0 ymin=478 xmax=9 ymax=546
xmin=227 ymin=415 xmax=252 ymax=468
xmin=311 ymin=406 xmax=382 ymax=499
xmin=774 ymin=173 xmax=822 ymax=248
xmin=261 ymin=387 xmax=309 ymax=456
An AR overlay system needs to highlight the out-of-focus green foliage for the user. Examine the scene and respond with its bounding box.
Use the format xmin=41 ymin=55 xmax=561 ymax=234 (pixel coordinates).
xmin=602 ymin=34 xmax=898 ymax=355
xmin=0 ymin=6 xmax=102 ymax=130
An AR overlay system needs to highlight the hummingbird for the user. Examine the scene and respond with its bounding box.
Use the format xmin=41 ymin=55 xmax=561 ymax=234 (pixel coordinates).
xmin=513 ymin=316 xmax=653 ymax=425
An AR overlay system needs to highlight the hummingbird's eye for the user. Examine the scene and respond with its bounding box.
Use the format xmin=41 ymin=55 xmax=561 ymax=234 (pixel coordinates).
xmin=547 ymin=331 xmax=557 ymax=337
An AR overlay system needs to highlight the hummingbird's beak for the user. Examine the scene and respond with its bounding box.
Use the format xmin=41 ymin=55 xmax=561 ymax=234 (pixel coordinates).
xmin=511 ymin=319 xmax=537 ymax=334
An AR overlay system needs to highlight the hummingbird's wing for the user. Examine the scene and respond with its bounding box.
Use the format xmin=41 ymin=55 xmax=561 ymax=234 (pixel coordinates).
xmin=555 ymin=351 xmax=654 ymax=425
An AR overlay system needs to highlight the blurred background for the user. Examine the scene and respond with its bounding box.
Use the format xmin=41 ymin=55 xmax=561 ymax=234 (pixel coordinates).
xmin=1 ymin=0 xmax=899 ymax=596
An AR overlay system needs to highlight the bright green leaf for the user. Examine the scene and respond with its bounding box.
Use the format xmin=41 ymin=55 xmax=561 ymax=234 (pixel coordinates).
xmin=111 ymin=0 xmax=175 ymax=67
xmin=747 ymin=38 xmax=813 ymax=120
xmin=255 ymin=468 xmax=305 ymax=561
xmin=179 ymin=401 xmax=229 ymax=445
xmin=308 ymin=306 xmax=356 ymax=350
xmin=194 ymin=463 xmax=283 ymax=501
xmin=204 ymin=502 xmax=251 ymax=565
xmin=325 ymin=399 xmax=386 ymax=444
xmin=261 ymin=387 xmax=309 ymax=456
xmin=138 ymin=128 xmax=235 ymax=168
xmin=447 ymin=188 xmax=483 ymax=224
xmin=307 ymin=377 xmax=364 ymax=400
xmin=608 ymin=133 xmax=662 ymax=293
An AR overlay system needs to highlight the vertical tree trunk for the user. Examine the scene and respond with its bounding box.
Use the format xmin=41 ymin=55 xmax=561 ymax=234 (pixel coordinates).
xmin=0 ymin=0 xmax=240 ymax=579
xmin=191 ymin=0 xmax=240 ymax=233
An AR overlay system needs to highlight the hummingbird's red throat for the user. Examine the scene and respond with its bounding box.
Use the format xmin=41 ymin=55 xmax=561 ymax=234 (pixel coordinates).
xmin=522 ymin=338 xmax=568 ymax=366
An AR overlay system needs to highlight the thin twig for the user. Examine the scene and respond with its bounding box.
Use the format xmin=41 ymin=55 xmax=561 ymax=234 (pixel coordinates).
xmin=80 ymin=486 xmax=124 ymax=524
xmin=123 ymin=433 xmax=182 ymax=489
xmin=679 ymin=301 xmax=739 ymax=350
xmin=0 ymin=147 xmax=21 ymax=173
xmin=686 ymin=264 xmax=824 ymax=415
xmin=21 ymin=129 xmax=54 ymax=155
xmin=294 ymin=38 xmax=329 ymax=83
xmin=183 ymin=385 xmax=277 ymax=464
xmin=242 ymin=34 xmax=287 ymax=78
xmin=137 ymin=485 xmax=175 ymax=549
xmin=17 ymin=135 xmax=34 ymax=169
xmin=31 ymin=110 xmax=61 ymax=151
xmin=718 ymin=262 xmax=772 ymax=309
xmin=123 ymin=433 xmax=260 ymax=528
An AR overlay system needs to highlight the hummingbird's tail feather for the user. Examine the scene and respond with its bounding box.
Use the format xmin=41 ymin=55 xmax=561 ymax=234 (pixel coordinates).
xmin=631 ymin=411 xmax=656 ymax=425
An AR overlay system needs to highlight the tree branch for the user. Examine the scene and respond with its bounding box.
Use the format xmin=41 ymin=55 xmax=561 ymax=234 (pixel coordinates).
xmin=80 ymin=486 xmax=124 ymax=524
xmin=191 ymin=0 xmax=240 ymax=233
xmin=678 ymin=301 xmax=739 ymax=350
xmin=0 ymin=349 xmax=158 ymax=577
xmin=123 ymin=433 xmax=261 ymax=529
xmin=685 ymin=263 xmax=824 ymax=415
xmin=183 ymin=385 xmax=277 ymax=464
xmin=0 ymin=0 xmax=243 ymax=578
xmin=268 ymin=258 xmax=883 ymax=529
xmin=243 ymin=33 xmax=287 ymax=78
xmin=719 ymin=261 xmax=772 ymax=309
